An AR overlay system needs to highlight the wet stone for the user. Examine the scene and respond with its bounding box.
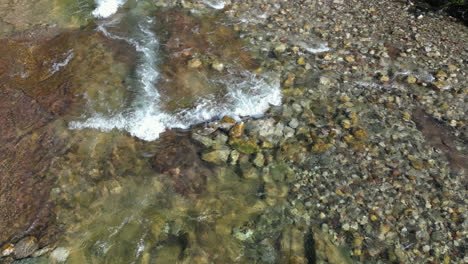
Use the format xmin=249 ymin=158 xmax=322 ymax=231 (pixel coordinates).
xmin=229 ymin=122 xmax=245 ymax=138
xmin=49 ymin=247 xmax=70 ymax=263
xmin=230 ymin=138 xmax=260 ymax=154
xmin=229 ymin=150 xmax=240 ymax=165
xmin=188 ymin=58 xmax=202 ymax=68
xmin=274 ymin=43 xmax=288 ymax=56
xmin=192 ymin=132 xmax=215 ymax=147
xmin=289 ymin=118 xmax=299 ymax=129
xmin=202 ymin=149 xmax=230 ymax=165
xmin=1 ymin=243 xmax=14 ymax=257
xmin=253 ymin=152 xmax=265 ymax=167
xmin=31 ymin=247 xmax=53 ymax=258
xmin=13 ymin=237 xmax=38 ymax=259
xmin=152 ymin=133 xmax=211 ymax=195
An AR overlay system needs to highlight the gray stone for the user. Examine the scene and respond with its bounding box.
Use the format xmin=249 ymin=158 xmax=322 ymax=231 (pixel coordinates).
xmin=292 ymin=103 xmax=303 ymax=113
xmin=13 ymin=237 xmax=38 ymax=259
xmin=288 ymin=118 xmax=299 ymax=129
xmin=245 ymin=118 xmax=284 ymax=142
xmin=283 ymin=126 xmax=295 ymax=138
xmin=213 ymin=133 xmax=229 ymax=149
xmin=50 ymin=247 xmax=70 ymax=263
xmin=192 ymin=133 xmax=215 ymax=147
xmin=430 ymin=231 xmax=444 ymax=242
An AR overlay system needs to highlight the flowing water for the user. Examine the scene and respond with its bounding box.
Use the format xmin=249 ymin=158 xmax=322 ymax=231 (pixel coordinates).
xmin=0 ymin=0 xmax=314 ymax=263
xmin=58 ymin=0 xmax=286 ymax=261
xmin=68 ymin=0 xmax=281 ymax=141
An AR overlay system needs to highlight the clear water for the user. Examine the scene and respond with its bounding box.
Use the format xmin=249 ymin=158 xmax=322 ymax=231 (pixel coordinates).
xmin=69 ymin=0 xmax=281 ymax=141
xmin=1 ymin=1 xmax=350 ymax=263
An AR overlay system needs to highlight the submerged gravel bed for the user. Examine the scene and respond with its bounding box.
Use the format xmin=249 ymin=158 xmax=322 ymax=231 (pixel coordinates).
xmin=190 ymin=0 xmax=467 ymax=263
xmin=1 ymin=0 xmax=466 ymax=263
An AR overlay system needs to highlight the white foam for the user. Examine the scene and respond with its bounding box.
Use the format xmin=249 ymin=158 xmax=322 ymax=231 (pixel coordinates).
xmin=204 ymin=0 xmax=226 ymax=9
xmin=92 ymin=0 xmax=127 ymax=18
xmin=51 ymin=50 xmax=74 ymax=74
xmin=298 ymin=42 xmax=330 ymax=54
xmin=70 ymin=15 xmax=282 ymax=142
xmin=70 ymin=73 xmax=281 ymax=141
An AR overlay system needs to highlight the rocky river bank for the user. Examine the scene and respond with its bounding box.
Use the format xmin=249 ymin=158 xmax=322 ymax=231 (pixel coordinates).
xmin=0 ymin=0 xmax=467 ymax=263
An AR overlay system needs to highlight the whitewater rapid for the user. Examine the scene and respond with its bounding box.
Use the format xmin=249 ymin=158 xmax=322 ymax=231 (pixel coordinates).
xmin=92 ymin=0 xmax=127 ymax=18
xmin=70 ymin=0 xmax=282 ymax=141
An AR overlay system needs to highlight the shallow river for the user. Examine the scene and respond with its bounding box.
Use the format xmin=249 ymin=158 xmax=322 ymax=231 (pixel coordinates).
xmin=0 ymin=0 xmax=327 ymax=263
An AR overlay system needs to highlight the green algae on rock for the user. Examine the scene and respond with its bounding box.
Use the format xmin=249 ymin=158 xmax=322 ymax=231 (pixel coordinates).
xmin=229 ymin=138 xmax=261 ymax=154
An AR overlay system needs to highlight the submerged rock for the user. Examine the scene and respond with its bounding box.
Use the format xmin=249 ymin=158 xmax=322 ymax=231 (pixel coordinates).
xmin=229 ymin=138 xmax=260 ymax=154
xmin=253 ymin=152 xmax=265 ymax=167
xmin=202 ymin=149 xmax=230 ymax=165
xmin=49 ymin=247 xmax=70 ymax=263
xmin=412 ymin=107 xmax=467 ymax=174
xmin=152 ymin=132 xmax=212 ymax=195
xmin=229 ymin=122 xmax=245 ymax=138
xmin=1 ymin=243 xmax=14 ymax=257
xmin=0 ymin=0 xmax=93 ymax=36
xmin=13 ymin=237 xmax=38 ymax=259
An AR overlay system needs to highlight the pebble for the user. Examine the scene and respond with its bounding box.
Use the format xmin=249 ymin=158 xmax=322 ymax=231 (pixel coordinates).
xmin=32 ymin=247 xmax=53 ymax=258
xmin=379 ymin=75 xmax=390 ymax=82
xmin=345 ymin=56 xmax=355 ymax=62
xmin=229 ymin=122 xmax=245 ymax=138
xmin=297 ymin=57 xmax=306 ymax=65
xmin=253 ymin=152 xmax=265 ymax=167
xmin=289 ymin=118 xmax=299 ymax=129
xmin=188 ymin=58 xmax=202 ymax=68
xmin=50 ymin=247 xmax=70 ymax=263
xmin=212 ymin=62 xmax=224 ymax=72
xmin=274 ymin=43 xmax=287 ymax=55
xmin=1 ymin=243 xmax=14 ymax=257
xmin=407 ymin=75 xmax=417 ymax=84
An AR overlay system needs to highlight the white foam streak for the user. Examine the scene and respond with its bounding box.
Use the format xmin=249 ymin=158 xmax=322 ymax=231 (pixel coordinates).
xmin=71 ymin=14 xmax=282 ymax=141
xmin=172 ymin=73 xmax=281 ymax=127
xmin=71 ymin=73 xmax=281 ymax=141
xmin=299 ymin=42 xmax=330 ymax=54
xmin=92 ymin=0 xmax=127 ymax=18
xmin=204 ymin=0 xmax=226 ymax=9
xmin=51 ymin=50 xmax=74 ymax=74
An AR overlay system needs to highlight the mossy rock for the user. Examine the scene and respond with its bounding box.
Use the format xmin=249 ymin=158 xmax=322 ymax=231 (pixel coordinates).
xmin=229 ymin=138 xmax=260 ymax=154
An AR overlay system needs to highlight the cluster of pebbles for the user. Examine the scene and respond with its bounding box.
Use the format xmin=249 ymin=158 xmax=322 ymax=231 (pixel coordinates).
xmin=0 ymin=0 xmax=466 ymax=263
xmin=184 ymin=0 xmax=467 ymax=263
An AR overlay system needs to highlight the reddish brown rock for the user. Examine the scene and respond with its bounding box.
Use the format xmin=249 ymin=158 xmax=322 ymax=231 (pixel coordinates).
xmin=0 ymin=88 xmax=65 ymax=246
xmin=412 ymin=107 xmax=468 ymax=175
xmin=152 ymin=132 xmax=213 ymax=196
xmin=0 ymin=29 xmax=135 ymax=246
